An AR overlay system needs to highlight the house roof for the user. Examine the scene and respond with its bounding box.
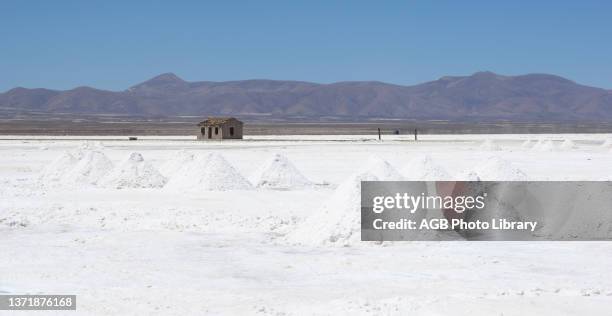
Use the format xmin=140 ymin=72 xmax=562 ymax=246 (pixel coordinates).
xmin=197 ymin=117 xmax=242 ymax=126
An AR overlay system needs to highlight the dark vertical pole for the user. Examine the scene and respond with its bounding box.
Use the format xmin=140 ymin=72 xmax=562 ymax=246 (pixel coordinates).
xmin=414 ymin=128 xmax=418 ymax=141
xmin=378 ymin=128 xmax=381 ymax=141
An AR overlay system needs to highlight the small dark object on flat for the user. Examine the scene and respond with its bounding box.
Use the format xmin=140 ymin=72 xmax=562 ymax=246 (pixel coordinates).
xmin=128 ymin=137 xmax=138 ymax=141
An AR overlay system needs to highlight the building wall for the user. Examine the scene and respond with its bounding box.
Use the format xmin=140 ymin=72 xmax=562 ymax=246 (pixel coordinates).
xmin=221 ymin=122 xmax=243 ymax=139
xmin=197 ymin=122 xmax=243 ymax=140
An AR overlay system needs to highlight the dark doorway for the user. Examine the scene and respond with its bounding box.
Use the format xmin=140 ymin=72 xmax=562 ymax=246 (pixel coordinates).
xmin=229 ymin=127 xmax=234 ymax=136
xmin=208 ymin=127 xmax=212 ymax=139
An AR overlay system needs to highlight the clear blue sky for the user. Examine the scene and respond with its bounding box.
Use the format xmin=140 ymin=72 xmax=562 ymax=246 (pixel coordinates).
xmin=1 ymin=0 xmax=611 ymax=92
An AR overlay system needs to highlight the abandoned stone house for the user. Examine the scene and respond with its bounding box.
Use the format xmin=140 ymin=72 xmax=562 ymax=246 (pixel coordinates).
xmin=197 ymin=117 xmax=243 ymax=140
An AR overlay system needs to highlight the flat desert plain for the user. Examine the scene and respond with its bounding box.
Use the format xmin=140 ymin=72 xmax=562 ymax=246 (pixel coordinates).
xmin=1 ymin=134 xmax=612 ymax=315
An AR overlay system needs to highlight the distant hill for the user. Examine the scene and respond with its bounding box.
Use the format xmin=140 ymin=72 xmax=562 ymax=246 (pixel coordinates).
xmin=2 ymin=71 xmax=611 ymax=121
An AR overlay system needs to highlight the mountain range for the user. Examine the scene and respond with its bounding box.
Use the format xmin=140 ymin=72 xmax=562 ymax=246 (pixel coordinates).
xmin=2 ymin=71 xmax=611 ymax=121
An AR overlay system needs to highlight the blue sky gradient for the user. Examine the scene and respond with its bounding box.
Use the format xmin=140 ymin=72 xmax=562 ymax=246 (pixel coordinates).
xmin=1 ymin=0 xmax=611 ymax=91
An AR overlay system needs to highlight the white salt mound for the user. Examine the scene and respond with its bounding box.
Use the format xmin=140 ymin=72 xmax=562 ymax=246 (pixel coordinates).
xmin=62 ymin=150 xmax=114 ymax=185
xmin=287 ymin=172 xmax=379 ymax=246
xmin=358 ymin=156 xmax=404 ymax=180
xmin=249 ymin=153 xmax=312 ymax=189
xmin=166 ymin=152 xmax=252 ymax=191
xmin=480 ymin=139 xmax=502 ymax=151
xmin=400 ymin=155 xmax=450 ymax=180
xmin=560 ymin=139 xmax=577 ymax=150
xmin=101 ymin=152 xmax=167 ymax=189
xmin=40 ymin=151 xmax=80 ymax=182
xmin=287 ymin=156 xmax=458 ymax=246
xmin=467 ymin=156 xmax=527 ymax=181
xmin=287 ymin=157 xmax=404 ymax=246
xmin=600 ymin=139 xmax=612 ymax=148
xmin=159 ymin=150 xmax=196 ymax=176
xmin=533 ymin=139 xmax=556 ymax=152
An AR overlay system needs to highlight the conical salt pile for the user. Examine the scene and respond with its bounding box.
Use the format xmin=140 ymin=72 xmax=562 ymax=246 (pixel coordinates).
xmin=400 ymin=155 xmax=450 ymax=180
xmin=358 ymin=156 xmax=404 ymax=181
xmin=62 ymin=150 xmax=114 ymax=185
xmin=101 ymin=152 xmax=167 ymax=189
xmin=560 ymin=139 xmax=577 ymax=150
xmin=533 ymin=139 xmax=556 ymax=152
xmin=467 ymin=156 xmax=527 ymax=181
xmin=249 ymin=153 xmax=312 ymax=189
xmin=287 ymin=156 xmax=403 ymax=246
xmin=40 ymin=151 xmax=80 ymax=183
xmin=286 ymin=171 xmax=379 ymax=246
xmin=166 ymin=152 xmax=252 ymax=191
xmin=159 ymin=150 xmax=196 ymax=177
